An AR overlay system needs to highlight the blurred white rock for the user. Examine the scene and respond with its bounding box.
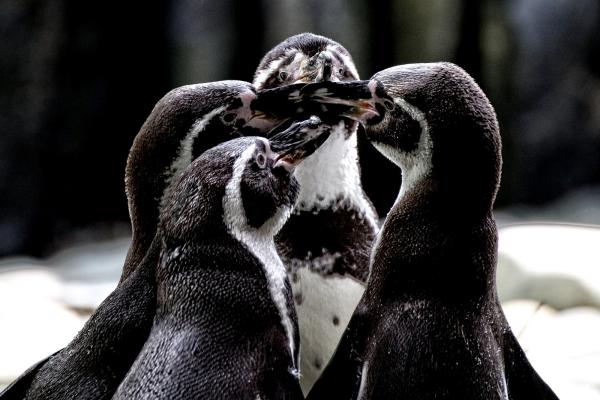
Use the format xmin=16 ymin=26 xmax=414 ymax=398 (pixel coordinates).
xmin=497 ymin=223 xmax=600 ymax=309
xmin=48 ymin=238 xmax=129 ymax=282
xmin=496 ymin=186 xmax=600 ymax=226
xmin=0 ymin=237 xmax=128 ymax=388
xmin=47 ymin=237 xmax=129 ymax=310
xmin=0 ymin=265 xmax=88 ymax=385
xmin=497 ymin=223 xmax=600 ymax=398
xmin=503 ymin=300 xmax=600 ymax=400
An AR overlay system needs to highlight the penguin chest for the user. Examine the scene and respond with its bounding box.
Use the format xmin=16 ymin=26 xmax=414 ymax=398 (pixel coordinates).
xmin=277 ymin=122 xmax=378 ymax=281
xmin=290 ymin=267 xmax=365 ymax=393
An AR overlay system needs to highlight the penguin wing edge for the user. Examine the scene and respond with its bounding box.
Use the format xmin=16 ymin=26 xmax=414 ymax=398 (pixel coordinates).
xmin=0 ymin=351 xmax=58 ymax=399
xmin=502 ymin=332 xmax=560 ymax=400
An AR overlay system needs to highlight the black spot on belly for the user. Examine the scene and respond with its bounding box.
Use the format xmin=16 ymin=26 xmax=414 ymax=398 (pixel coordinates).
xmin=332 ymin=316 xmax=340 ymax=326
xmin=342 ymin=119 xmax=358 ymax=138
xmin=314 ymin=358 xmax=322 ymax=370
xmin=294 ymin=292 xmax=303 ymax=305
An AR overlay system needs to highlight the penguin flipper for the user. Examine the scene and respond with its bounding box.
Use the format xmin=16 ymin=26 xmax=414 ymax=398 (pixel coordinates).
xmin=0 ymin=351 xmax=58 ymax=399
xmin=306 ymin=340 xmax=363 ymax=400
xmin=503 ymin=332 xmax=560 ymax=400
xmin=306 ymin=309 xmax=369 ymax=400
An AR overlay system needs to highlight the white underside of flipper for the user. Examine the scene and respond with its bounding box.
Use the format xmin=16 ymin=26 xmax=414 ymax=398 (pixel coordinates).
xmin=292 ymin=268 xmax=365 ymax=394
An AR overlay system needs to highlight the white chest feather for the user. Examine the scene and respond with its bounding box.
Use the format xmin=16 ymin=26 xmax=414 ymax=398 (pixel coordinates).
xmin=291 ymin=268 xmax=365 ymax=394
xmin=293 ymin=122 xmax=378 ymax=231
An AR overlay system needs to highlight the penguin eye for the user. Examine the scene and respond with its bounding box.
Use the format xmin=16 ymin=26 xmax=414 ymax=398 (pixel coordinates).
xmin=256 ymin=153 xmax=267 ymax=169
xmin=278 ymin=71 xmax=289 ymax=81
xmin=338 ymin=68 xmax=344 ymax=75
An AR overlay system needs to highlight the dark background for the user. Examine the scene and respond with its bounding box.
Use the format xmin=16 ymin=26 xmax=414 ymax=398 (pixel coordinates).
xmin=2 ymin=0 xmax=600 ymax=258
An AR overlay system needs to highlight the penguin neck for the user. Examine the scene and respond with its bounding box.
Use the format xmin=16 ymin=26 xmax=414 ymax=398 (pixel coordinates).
xmin=293 ymin=121 xmax=373 ymax=219
xmin=372 ymin=124 xmax=499 ymax=225
xmin=222 ymin=145 xmax=298 ymax=370
xmin=369 ymin=126 xmax=498 ymax=301
xmin=369 ymin=172 xmax=498 ymax=303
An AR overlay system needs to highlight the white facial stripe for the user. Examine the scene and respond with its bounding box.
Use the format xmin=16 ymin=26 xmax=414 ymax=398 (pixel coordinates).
xmin=374 ymin=97 xmax=431 ymax=203
xmin=394 ymin=97 xmax=432 ymax=201
xmin=160 ymin=106 xmax=227 ymax=209
xmin=394 ymin=97 xmax=427 ymax=125
xmin=326 ymin=44 xmax=360 ymax=79
xmin=369 ymin=97 xmax=431 ymax=268
xmin=253 ymin=49 xmax=298 ymax=89
xmin=222 ymin=143 xmax=297 ymax=367
xmin=223 ymin=144 xmax=256 ymax=230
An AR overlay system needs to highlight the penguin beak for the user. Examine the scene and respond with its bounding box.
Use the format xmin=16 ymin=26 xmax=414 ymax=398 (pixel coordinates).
xmin=269 ymin=116 xmax=331 ymax=171
xmin=299 ymin=79 xmax=395 ymax=123
xmin=294 ymin=50 xmax=333 ymax=83
xmin=293 ymin=51 xmax=334 ymax=84
xmin=251 ymin=79 xmax=393 ymax=127
xmin=251 ymin=82 xmax=311 ymax=119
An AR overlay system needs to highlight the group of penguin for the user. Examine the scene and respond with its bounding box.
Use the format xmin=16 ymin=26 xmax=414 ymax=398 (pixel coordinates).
xmin=1 ymin=33 xmax=560 ymax=399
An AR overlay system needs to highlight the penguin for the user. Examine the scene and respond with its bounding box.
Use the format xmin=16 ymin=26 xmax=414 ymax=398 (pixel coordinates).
xmin=304 ymin=63 xmax=559 ymax=399
xmin=0 ymin=81 xmax=333 ymax=400
xmin=113 ymin=118 xmax=331 ymax=400
xmin=121 ymin=79 xmax=327 ymax=282
xmin=253 ymin=33 xmax=380 ymax=393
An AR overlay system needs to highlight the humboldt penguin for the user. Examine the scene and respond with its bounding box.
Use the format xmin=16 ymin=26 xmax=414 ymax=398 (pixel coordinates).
xmin=254 ymin=33 xmax=379 ymax=392
xmin=114 ymin=118 xmax=331 ymax=400
xmin=305 ymin=63 xmax=559 ymax=399
xmin=0 ymin=81 xmax=333 ymax=400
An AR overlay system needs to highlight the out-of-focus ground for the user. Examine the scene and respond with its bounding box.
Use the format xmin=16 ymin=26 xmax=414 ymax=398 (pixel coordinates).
xmin=1 ymin=219 xmax=599 ymax=399
xmin=497 ymin=224 xmax=600 ymax=400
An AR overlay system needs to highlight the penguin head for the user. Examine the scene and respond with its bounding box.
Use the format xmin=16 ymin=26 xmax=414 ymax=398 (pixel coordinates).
xmin=123 ymin=80 xmax=314 ymax=275
xmin=369 ymin=63 xmax=502 ymax=213
xmin=160 ymin=117 xmax=331 ymax=242
xmin=304 ymin=63 xmax=502 ymax=213
xmin=253 ymin=33 xmax=359 ymax=90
